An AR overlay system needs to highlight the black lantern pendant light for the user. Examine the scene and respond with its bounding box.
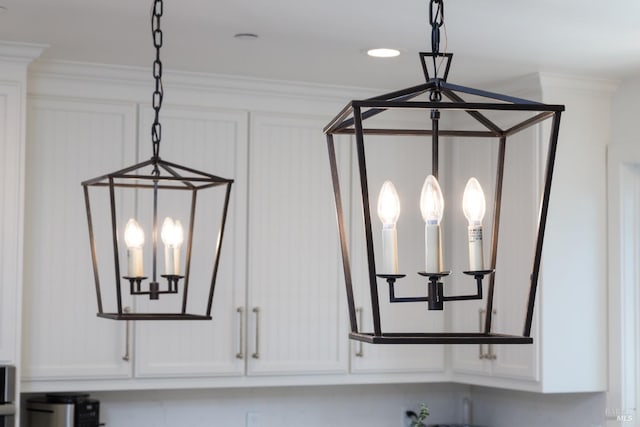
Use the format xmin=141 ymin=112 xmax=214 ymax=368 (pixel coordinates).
xmin=82 ymin=0 xmax=233 ymax=320
xmin=324 ymin=0 xmax=564 ymax=344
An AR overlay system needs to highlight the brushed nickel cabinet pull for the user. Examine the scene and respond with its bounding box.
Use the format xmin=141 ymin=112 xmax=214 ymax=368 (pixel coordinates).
xmin=251 ymin=307 xmax=260 ymax=359
xmin=478 ymin=309 xmax=486 ymax=360
xmin=236 ymin=307 xmax=244 ymax=359
xmin=479 ymin=308 xmax=497 ymax=360
xmin=355 ymin=307 xmax=364 ymax=357
xmin=487 ymin=310 xmax=497 ymax=360
xmin=122 ymin=306 xmax=131 ymax=362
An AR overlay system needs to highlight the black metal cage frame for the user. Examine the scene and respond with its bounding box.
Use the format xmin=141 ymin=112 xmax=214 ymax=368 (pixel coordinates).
xmin=82 ymin=157 xmax=233 ymax=321
xmin=324 ymin=53 xmax=564 ymax=345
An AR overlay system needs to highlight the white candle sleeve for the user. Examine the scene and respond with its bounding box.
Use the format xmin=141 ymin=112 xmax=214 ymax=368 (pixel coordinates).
xmin=381 ymin=226 xmax=399 ymax=274
xmin=128 ymin=247 xmax=143 ymax=277
xmin=164 ymin=246 xmax=175 ymax=275
xmin=425 ymin=224 xmax=442 ymax=273
xmin=173 ymin=246 xmax=181 ymax=275
xmin=467 ymin=225 xmax=484 ymax=271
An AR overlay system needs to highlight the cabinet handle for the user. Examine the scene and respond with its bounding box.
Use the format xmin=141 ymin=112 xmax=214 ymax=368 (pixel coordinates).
xmin=355 ymin=307 xmax=364 ymax=357
xmin=478 ymin=309 xmax=497 ymax=360
xmin=478 ymin=309 xmax=486 ymax=359
xmin=122 ymin=306 xmax=131 ymax=362
xmin=236 ymin=307 xmax=244 ymax=359
xmin=251 ymin=307 xmax=260 ymax=359
xmin=487 ymin=310 xmax=497 ymax=360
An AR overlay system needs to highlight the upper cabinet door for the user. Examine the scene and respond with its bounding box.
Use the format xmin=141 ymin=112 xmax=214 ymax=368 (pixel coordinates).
xmin=489 ymin=126 xmax=539 ymax=382
xmin=448 ymin=122 xmax=539 ymax=383
xmin=22 ymin=98 xmax=137 ymax=380
xmin=0 ymin=83 xmax=22 ymax=364
xmin=348 ymin=132 xmax=445 ymax=374
xmin=133 ymin=106 xmax=248 ymax=378
xmin=245 ymin=113 xmax=348 ymax=376
xmin=447 ymin=137 xmax=497 ymax=377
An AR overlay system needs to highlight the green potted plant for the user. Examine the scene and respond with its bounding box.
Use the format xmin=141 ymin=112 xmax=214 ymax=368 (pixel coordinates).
xmin=407 ymin=403 xmax=430 ymax=427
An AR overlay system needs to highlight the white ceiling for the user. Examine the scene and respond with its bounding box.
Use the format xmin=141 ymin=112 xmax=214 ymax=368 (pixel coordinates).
xmin=1 ymin=0 xmax=639 ymax=89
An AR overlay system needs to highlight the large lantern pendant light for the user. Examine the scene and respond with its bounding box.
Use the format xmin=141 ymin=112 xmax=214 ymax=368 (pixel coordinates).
xmin=82 ymin=0 xmax=233 ymax=320
xmin=324 ymin=0 xmax=564 ymax=344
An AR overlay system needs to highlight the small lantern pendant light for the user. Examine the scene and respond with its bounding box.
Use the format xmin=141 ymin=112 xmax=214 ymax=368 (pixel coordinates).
xmin=82 ymin=0 xmax=234 ymax=320
xmin=324 ymin=0 xmax=564 ymax=344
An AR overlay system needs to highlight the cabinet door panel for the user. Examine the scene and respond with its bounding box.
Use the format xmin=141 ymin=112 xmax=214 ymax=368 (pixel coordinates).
xmin=246 ymin=113 xmax=348 ymax=376
xmin=0 ymin=84 xmax=21 ymax=363
xmin=23 ymin=98 xmax=136 ymax=380
xmin=490 ymin=127 xmax=538 ymax=381
xmin=134 ymin=106 xmax=247 ymax=378
xmin=447 ymin=138 xmax=496 ymax=376
xmin=349 ymin=132 xmax=445 ymax=373
xmin=448 ymin=126 xmax=538 ymax=382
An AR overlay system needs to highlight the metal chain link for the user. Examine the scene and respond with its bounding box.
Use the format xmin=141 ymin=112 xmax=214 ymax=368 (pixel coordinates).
xmin=429 ymin=0 xmax=444 ymax=57
xmin=151 ymin=0 xmax=163 ymax=164
xmin=429 ymin=0 xmax=444 ymax=101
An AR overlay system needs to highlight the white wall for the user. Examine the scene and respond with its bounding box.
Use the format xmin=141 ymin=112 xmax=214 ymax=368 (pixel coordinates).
xmin=91 ymin=383 xmax=607 ymax=427
xmin=470 ymin=386 xmax=606 ymax=427
xmin=611 ymin=75 xmax=640 ymax=146
xmin=92 ymin=384 xmax=465 ymax=427
xmin=607 ymin=74 xmax=640 ymax=426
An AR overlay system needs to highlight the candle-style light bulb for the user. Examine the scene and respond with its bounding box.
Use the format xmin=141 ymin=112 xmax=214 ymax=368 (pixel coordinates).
xmin=124 ymin=218 xmax=144 ymax=277
xmin=463 ymin=177 xmax=486 ymax=271
xmin=161 ymin=217 xmax=184 ymax=275
xmin=377 ymin=181 xmax=400 ymax=226
xmin=420 ymin=175 xmax=444 ymax=225
xmin=377 ymin=181 xmax=400 ymax=274
xmin=420 ymin=175 xmax=444 ymax=273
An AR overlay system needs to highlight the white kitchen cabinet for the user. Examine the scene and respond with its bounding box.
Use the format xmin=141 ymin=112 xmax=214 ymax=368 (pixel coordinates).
xmin=447 ymin=126 xmax=538 ymax=383
xmin=22 ymin=97 xmax=137 ymax=381
xmin=0 ymin=82 xmax=24 ymax=364
xmin=132 ymin=106 xmax=248 ymax=378
xmin=22 ymin=100 xmax=250 ymax=383
xmin=346 ymin=130 xmax=446 ymax=375
xmin=136 ymin=111 xmax=350 ymax=379
xmin=244 ymin=112 xmax=348 ymax=376
xmin=21 ymin=99 xmax=352 ymax=387
xmin=0 ymin=43 xmax=45 ymax=369
xmin=448 ymin=75 xmax=611 ymax=393
xmin=22 ymin=63 xmax=607 ymax=394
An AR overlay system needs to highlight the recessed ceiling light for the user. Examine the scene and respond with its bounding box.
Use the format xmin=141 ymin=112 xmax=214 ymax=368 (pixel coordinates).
xmin=367 ymin=48 xmax=401 ymax=58
xmin=234 ymin=33 xmax=259 ymax=40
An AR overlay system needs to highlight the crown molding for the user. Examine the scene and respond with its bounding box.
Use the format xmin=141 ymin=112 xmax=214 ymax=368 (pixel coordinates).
xmin=0 ymin=41 xmax=47 ymax=65
xmin=28 ymin=59 xmax=378 ymax=104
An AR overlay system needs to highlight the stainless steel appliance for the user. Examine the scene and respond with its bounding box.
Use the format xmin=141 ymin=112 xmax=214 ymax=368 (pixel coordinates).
xmin=0 ymin=366 xmax=16 ymax=427
xmin=26 ymin=394 xmax=100 ymax=427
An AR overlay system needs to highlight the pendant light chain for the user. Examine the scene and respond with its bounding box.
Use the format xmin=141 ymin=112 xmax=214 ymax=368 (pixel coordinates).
xmin=429 ymin=0 xmax=444 ymax=60
xmin=428 ymin=0 xmax=444 ymax=101
xmin=151 ymin=0 xmax=164 ymax=164
xmin=83 ymin=0 xmax=236 ymax=321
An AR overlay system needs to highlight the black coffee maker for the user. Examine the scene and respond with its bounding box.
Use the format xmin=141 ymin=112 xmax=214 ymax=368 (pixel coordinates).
xmin=26 ymin=393 xmax=100 ymax=427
